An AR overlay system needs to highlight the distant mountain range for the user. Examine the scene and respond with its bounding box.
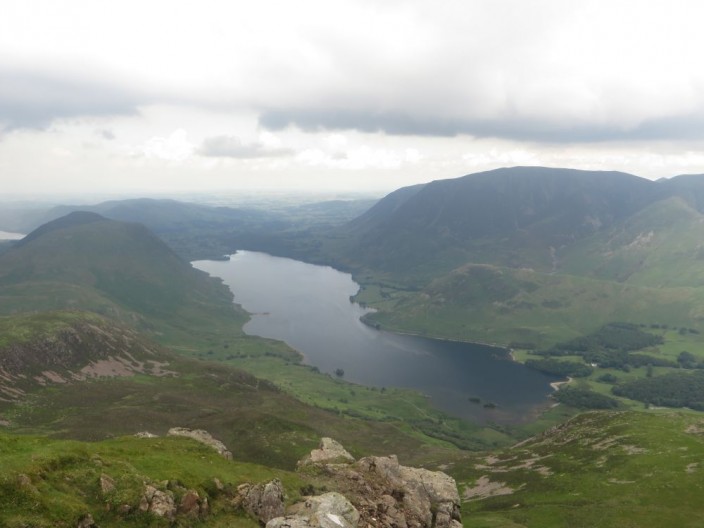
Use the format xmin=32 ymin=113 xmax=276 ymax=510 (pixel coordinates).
xmin=337 ymin=167 xmax=704 ymax=274
xmin=5 ymin=166 xmax=704 ymax=347
xmin=309 ymin=167 xmax=704 ymax=346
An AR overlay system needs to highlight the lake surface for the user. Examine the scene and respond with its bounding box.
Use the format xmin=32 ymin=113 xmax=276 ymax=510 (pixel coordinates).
xmin=0 ymin=231 xmax=25 ymax=240
xmin=194 ymin=251 xmax=559 ymax=423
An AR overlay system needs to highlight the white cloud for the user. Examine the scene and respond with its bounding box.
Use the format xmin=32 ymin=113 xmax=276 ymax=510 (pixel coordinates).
xmin=140 ymin=129 xmax=194 ymax=162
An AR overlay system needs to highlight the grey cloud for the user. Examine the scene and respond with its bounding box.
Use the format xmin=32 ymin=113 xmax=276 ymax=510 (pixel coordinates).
xmin=0 ymin=68 xmax=143 ymax=131
xmin=198 ymin=135 xmax=293 ymax=158
xmin=259 ymin=108 xmax=704 ymax=144
xmin=99 ymin=129 xmax=116 ymax=140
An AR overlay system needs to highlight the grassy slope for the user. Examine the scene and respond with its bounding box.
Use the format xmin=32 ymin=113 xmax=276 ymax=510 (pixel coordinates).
xmin=0 ymin=216 xmax=251 ymax=351
xmin=356 ymin=265 xmax=704 ymax=348
xmin=457 ymin=411 xmax=704 ymax=528
xmin=0 ymin=312 xmax=470 ymax=469
xmin=0 ymin=431 xmax=301 ymax=528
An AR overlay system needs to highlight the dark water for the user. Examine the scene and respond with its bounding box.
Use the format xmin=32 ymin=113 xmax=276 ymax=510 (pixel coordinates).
xmin=193 ymin=251 xmax=559 ymax=423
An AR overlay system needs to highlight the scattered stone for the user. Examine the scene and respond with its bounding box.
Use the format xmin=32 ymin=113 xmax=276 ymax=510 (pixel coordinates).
xmin=134 ymin=431 xmax=158 ymax=438
xmin=464 ymin=475 xmax=520 ymax=501
xmin=236 ymin=479 xmax=286 ymax=523
xmin=298 ymin=437 xmax=355 ymax=467
xmin=179 ymin=489 xmax=203 ymax=517
xmin=99 ymin=473 xmax=116 ymax=495
xmin=76 ymin=513 xmax=96 ymax=528
xmin=167 ymin=427 xmax=233 ymax=459
xmin=17 ymin=473 xmax=39 ymax=494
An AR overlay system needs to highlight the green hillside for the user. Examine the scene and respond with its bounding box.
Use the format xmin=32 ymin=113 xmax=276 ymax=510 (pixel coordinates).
xmin=312 ymin=169 xmax=704 ymax=350
xmin=458 ymin=411 xmax=704 ymax=527
xmin=0 ymin=212 xmax=246 ymax=347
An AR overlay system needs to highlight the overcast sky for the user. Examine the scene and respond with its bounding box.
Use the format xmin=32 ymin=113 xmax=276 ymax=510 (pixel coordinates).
xmin=2 ymin=0 xmax=704 ymax=196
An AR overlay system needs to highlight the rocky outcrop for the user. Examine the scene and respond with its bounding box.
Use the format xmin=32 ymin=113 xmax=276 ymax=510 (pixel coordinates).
xmin=354 ymin=455 xmax=462 ymax=528
xmin=167 ymin=427 xmax=233 ymax=459
xmin=139 ymin=484 xmax=177 ymax=520
xmin=0 ymin=316 xmax=173 ymax=400
xmin=298 ymin=437 xmax=355 ymax=467
xmin=267 ymin=492 xmax=359 ymax=528
xmin=234 ymin=479 xmax=286 ymax=524
xmin=275 ymin=438 xmax=462 ymax=528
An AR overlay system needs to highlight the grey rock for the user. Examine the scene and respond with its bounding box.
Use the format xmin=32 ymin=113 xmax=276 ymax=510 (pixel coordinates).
xmin=167 ymin=427 xmax=233 ymax=459
xmin=267 ymin=492 xmax=359 ymax=528
xmin=297 ymin=439 xmax=462 ymax=528
xmin=356 ymin=455 xmax=461 ymax=528
xmin=99 ymin=473 xmax=116 ymax=495
xmin=237 ymin=478 xmax=286 ymax=523
xmin=299 ymin=437 xmax=355 ymax=467
xmin=140 ymin=484 xmax=177 ymax=519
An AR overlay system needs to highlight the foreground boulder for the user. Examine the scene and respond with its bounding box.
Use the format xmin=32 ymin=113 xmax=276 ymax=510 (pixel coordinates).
xmin=275 ymin=438 xmax=462 ymax=528
xmin=267 ymin=492 xmax=359 ymax=528
xmin=235 ymin=479 xmax=287 ymax=524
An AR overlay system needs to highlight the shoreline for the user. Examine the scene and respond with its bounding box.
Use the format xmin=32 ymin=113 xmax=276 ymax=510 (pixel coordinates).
xmin=361 ymin=318 xmax=510 ymax=353
xmin=550 ymin=377 xmax=572 ymax=391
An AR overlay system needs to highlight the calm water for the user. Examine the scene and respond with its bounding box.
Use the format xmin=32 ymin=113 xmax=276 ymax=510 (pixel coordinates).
xmin=194 ymin=251 xmax=558 ymax=423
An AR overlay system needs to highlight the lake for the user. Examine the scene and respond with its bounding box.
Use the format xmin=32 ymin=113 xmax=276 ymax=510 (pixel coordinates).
xmin=0 ymin=231 xmax=25 ymax=240
xmin=193 ymin=251 xmax=559 ymax=423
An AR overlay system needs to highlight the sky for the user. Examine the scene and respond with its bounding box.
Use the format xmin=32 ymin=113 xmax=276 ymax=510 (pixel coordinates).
xmin=2 ymin=0 xmax=704 ymax=197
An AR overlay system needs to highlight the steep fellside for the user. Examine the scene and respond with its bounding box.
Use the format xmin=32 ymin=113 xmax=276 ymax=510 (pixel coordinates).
xmin=345 ymin=169 xmax=704 ymax=346
xmin=339 ymin=167 xmax=657 ymax=274
xmin=0 ymin=311 xmax=171 ymax=403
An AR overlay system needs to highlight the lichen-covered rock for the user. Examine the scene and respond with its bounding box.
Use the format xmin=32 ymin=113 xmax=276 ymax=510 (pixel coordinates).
xmin=298 ymin=440 xmax=462 ymax=528
xmin=99 ymin=473 xmax=116 ymax=495
xmin=267 ymin=492 xmax=359 ymax=528
xmin=139 ymin=484 xmax=177 ymax=520
xmin=236 ymin=478 xmax=286 ymax=524
xmin=167 ymin=427 xmax=233 ymax=459
xmin=356 ymin=455 xmax=461 ymax=528
xmin=298 ymin=437 xmax=355 ymax=467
